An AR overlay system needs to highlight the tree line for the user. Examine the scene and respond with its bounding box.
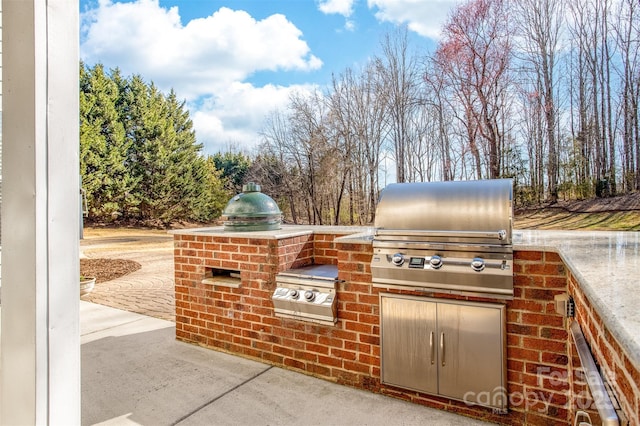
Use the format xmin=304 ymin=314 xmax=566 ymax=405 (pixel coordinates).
xmin=81 ymin=0 xmax=640 ymax=227
xmin=253 ymin=0 xmax=640 ymax=225
xmin=80 ymin=63 xmax=271 ymax=226
xmin=80 ymin=62 xmax=232 ymax=225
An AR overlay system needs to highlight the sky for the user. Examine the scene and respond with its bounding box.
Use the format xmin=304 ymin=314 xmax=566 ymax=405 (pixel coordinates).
xmin=80 ymin=0 xmax=462 ymax=155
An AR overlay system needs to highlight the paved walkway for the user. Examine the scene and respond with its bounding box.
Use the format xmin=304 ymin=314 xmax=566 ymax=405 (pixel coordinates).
xmin=80 ymin=231 xmax=176 ymax=322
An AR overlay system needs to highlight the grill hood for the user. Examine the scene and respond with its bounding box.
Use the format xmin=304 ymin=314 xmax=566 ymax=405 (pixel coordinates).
xmin=371 ymin=179 xmax=514 ymax=298
xmin=222 ymin=182 xmax=282 ymax=232
xmin=374 ymin=179 xmax=513 ymax=245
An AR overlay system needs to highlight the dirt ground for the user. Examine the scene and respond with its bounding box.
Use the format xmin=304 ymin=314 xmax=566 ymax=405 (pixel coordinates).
xmin=80 ymin=228 xmax=172 ymax=284
xmin=514 ymin=192 xmax=640 ymax=230
xmin=80 ymin=258 xmax=141 ymax=283
xmin=516 ymin=191 xmax=640 ymax=213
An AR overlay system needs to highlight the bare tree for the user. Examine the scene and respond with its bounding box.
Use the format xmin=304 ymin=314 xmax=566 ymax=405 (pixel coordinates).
xmin=514 ymin=0 xmax=564 ymax=201
xmin=567 ymin=0 xmax=619 ymax=197
xmin=256 ymin=1 xmax=640 ymax=219
xmin=375 ymin=27 xmax=423 ymax=183
xmin=330 ymin=65 xmax=387 ymax=224
xmin=259 ymin=109 xmax=302 ymax=223
xmin=613 ymin=0 xmax=640 ymax=191
xmin=288 ymin=90 xmax=331 ymax=224
xmin=423 ymin=65 xmax=455 ymax=181
xmin=434 ymin=0 xmax=514 ymax=180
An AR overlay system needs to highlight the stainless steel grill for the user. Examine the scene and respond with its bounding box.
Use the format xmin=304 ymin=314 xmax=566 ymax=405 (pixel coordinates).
xmin=374 ymin=179 xmax=511 ymax=411
xmin=371 ymin=179 xmax=514 ymax=298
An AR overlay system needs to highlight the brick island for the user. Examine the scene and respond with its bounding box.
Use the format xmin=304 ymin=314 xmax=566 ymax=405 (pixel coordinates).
xmin=169 ymin=226 xmax=639 ymax=425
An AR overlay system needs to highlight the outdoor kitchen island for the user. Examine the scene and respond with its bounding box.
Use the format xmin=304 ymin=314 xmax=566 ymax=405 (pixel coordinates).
xmin=170 ymin=226 xmax=639 ymax=426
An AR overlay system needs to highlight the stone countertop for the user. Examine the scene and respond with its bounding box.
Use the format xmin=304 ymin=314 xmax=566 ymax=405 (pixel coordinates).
xmin=513 ymin=229 xmax=640 ymax=368
xmin=170 ymin=226 xmax=639 ymax=368
xmin=169 ymin=225 xmax=370 ymax=240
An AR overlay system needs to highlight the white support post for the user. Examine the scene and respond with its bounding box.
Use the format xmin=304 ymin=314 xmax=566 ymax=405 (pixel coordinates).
xmin=1 ymin=0 xmax=80 ymax=424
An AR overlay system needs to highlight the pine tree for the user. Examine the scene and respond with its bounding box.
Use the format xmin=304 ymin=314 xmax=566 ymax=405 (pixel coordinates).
xmin=80 ymin=63 xmax=137 ymax=221
xmin=211 ymin=151 xmax=252 ymax=194
xmin=79 ymin=63 xmax=228 ymax=225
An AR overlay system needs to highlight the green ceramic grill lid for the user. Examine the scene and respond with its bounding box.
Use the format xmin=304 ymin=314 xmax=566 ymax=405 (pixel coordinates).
xmin=222 ymin=182 xmax=282 ymax=231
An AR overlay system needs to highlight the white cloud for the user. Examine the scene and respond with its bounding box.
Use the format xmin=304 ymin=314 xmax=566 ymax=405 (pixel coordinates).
xmin=317 ymin=0 xmax=357 ymax=33
xmin=80 ymin=0 xmax=322 ymax=153
xmin=344 ymin=20 xmax=356 ymax=32
xmin=367 ymin=0 xmax=462 ymax=39
xmin=191 ymin=83 xmax=316 ymax=155
xmin=317 ymin=0 xmax=356 ymax=17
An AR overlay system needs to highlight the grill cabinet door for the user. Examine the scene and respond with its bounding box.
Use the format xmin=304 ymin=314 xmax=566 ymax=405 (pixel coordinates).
xmin=380 ymin=295 xmax=506 ymax=411
xmin=380 ymin=295 xmax=437 ymax=394
xmin=437 ymin=301 xmax=506 ymax=409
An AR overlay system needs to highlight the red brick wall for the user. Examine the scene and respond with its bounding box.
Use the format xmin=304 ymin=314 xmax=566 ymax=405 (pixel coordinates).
xmin=313 ymin=233 xmax=340 ymax=265
xmin=173 ymin=232 xmax=635 ymax=425
xmin=568 ymin=271 xmax=639 ymax=426
xmin=507 ymin=251 xmax=570 ymax=425
xmin=173 ymin=232 xmax=344 ymax=362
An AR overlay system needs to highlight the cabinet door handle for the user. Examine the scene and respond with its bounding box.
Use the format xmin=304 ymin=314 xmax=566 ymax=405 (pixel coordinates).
xmin=440 ymin=332 xmax=445 ymax=367
xmin=430 ymin=331 xmax=435 ymax=365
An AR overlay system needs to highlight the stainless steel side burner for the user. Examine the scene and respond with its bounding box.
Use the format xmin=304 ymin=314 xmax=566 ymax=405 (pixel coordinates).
xmin=272 ymin=264 xmax=339 ymax=325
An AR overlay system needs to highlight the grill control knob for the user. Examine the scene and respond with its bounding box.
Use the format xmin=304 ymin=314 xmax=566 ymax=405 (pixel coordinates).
xmin=391 ymin=253 xmax=405 ymax=266
xmin=304 ymin=290 xmax=316 ymax=302
xmin=471 ymin=258 xmax=485 ymax=272
xmin=289 ymin=289 xmax=299 ymax=299
xmin=429 ymin=255 xmax=443 ymax=269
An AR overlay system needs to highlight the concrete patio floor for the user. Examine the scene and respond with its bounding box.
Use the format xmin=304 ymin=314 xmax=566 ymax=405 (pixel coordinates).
xmin=81 ymin=301 xmax=492 ymax=426
xmin=1 ymin=230 xmax=492 ymax=424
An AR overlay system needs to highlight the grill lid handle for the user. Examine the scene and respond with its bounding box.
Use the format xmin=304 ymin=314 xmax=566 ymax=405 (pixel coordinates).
xmin=375 ymin=229 xmax=509 ymax=241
